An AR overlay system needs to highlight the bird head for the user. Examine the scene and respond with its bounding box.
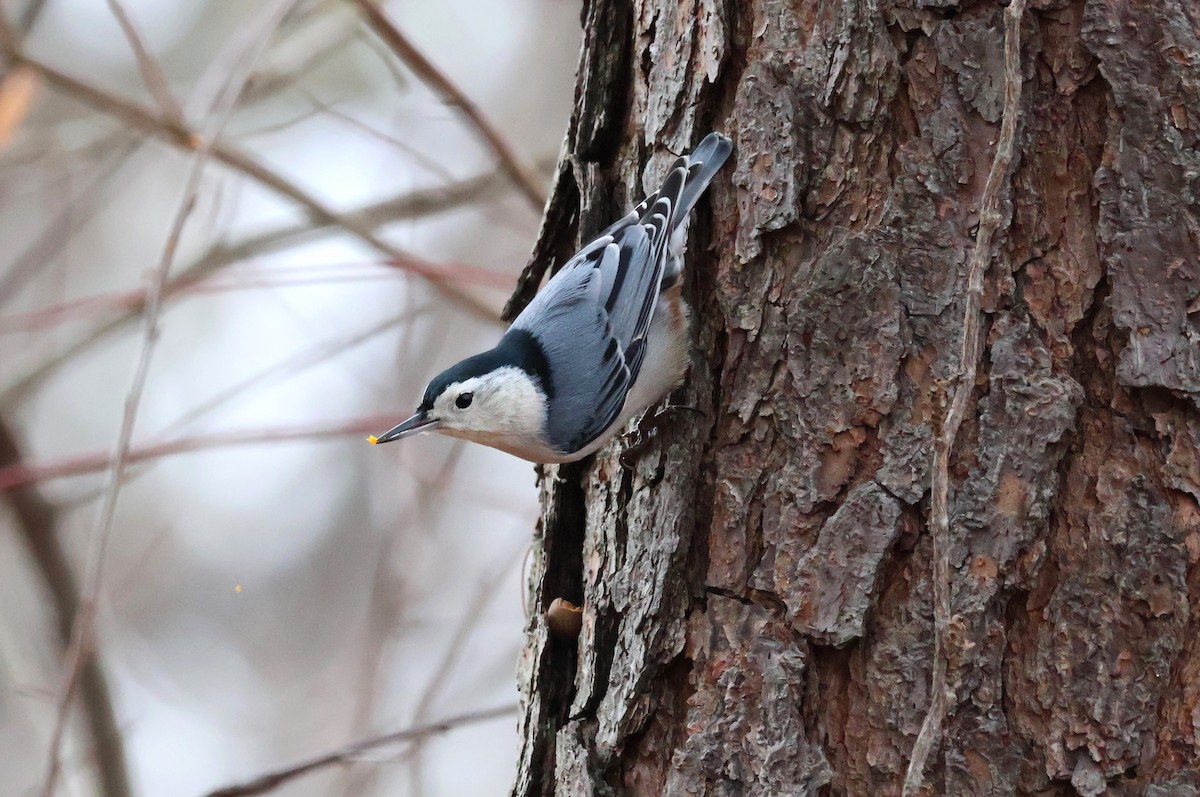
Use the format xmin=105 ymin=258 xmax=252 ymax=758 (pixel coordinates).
xmin=369 ymin=339 xmax=550 ymax=456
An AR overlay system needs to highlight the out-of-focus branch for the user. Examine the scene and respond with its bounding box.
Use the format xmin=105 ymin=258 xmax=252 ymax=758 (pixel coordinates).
xmin=202 ymin=704 xmax=518 ymax=797
xmin=901 ymin=2 xmax=1026 ymax=794
xmin=40 ymin=194 xmax=198 ymax=795
xmin=0 ymin=418 xmax=132 ymax=797
xmin=0 ymin=9 xmax=132 ymax=796
xmin=47 ymin=305 xmax=430 ymax=511
xmin=40 ymin=5 xmax=300 ymax=792
xmin=0 ymin=62 xmax=37 ymax=151
xmin=406 ymin=546 xmax=524 ymax=796
xmin=0 ymin=159 xmax=539 ymax=401
xmin=0 ymin=140 xmax=138 ymax=308
xmin=239 ymin=5 xmax=360 ymax=105
xmin=39 ymin=68 xmax=201 ymax=797
xmin=1 ymin=257 xmax=512 ymax=333
xmin=104 ymin=0 xmax=184 ymax=126
xmin=353 ymin=0 xmax=547 ymax=212
xmin=0 ymin=413 xmax=407 ymax=490
xmin=0 ymin=47 xmax=499 ymax=323
xmin=17 ymin=0 xmax=51 ymax=36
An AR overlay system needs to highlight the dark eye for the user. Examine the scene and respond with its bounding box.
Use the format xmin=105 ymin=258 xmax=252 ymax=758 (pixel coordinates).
xmin=455 ymin=392 xmax=474 ymax=409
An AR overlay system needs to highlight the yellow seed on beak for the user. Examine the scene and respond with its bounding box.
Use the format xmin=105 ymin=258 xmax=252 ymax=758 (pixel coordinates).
xmin=367 ymin=435 xmax=379 ymax=445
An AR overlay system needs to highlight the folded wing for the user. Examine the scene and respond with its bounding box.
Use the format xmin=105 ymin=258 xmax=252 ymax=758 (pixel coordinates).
xmin=510 ymin=133 xmax=731 ymax=454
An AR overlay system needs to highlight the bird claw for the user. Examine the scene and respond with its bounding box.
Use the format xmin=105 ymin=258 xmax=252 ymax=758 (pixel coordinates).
xmin=618 ymin=402 xmax=703 ymax=469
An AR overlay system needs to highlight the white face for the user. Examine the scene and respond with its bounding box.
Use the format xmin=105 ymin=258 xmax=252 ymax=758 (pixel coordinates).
xmin=428 ymin=367 xmax=549 ymax=453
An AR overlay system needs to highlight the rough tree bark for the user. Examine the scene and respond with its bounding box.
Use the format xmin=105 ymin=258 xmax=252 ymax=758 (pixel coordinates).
xmin=508 ymin=0 xmax=1200 ymax=795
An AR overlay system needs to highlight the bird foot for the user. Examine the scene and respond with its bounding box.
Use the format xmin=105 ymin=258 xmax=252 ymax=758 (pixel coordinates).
xmin=618 ymin=403 xmax=703 ymax=469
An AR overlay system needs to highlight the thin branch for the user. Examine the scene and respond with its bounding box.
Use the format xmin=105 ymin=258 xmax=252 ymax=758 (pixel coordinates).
xmin=294 ymin=87 xmax=452 ymax=179
xmin=238 ymin=4 xmax=360 ymax=105
xmin=39 ymin=90 xmax=198 ymax=797
xmin=0 ymin=259 xmax=512 ymax=333
xmin=39 ymin=6 xmax=296 ymax=793
xmin=0 ymin=140 xmax=138 ymax=307
xmin=17 ymin=0 xmax=51 ymax=36
xmin=0 ymin=418 xmax=132 ymax=797
xmin=162 ymin=305 xmax=431 ymax=435
xmin=49 ymin=303 xmax=429 ymax=511
xmin=0 ymin=8 xmax=132 ymax=797
xmin=104 ymin=0 xmax=184 ymax=126
xmin=0 ymin=48 xmax=499 ymax=322
xmin=0 ymin=124 xmax=130 ymax=179
xmin=901 ymin=2 xmax=1026 ymax=794
xmin=339 ymin=434 xmax=465 ymax=797
xmin=352 ymin=0 xmax=547 ymax=212
xmin=406 ymin=544 xmax=525 ymax=795
xmin=0 ymin=413 xmax=403 ymax=490
xmin=0 ymin=62 xmax=37 ymax=151
xmin=0 ymin=154 xmax=541 ymax=403
xmin=202 ymin=704 xmax=518 ymax=797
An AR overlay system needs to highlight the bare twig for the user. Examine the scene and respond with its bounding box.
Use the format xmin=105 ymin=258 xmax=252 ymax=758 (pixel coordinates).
xmin=239 ymin=4 xmax=360 ymax=105
xmin=0 ymin=50 xmax=499 ymax=322
xmin=164 ymin=306 xmax=432 ymax=434
xmin=294 ymin=88 xmax=452 ymax=179
xmin=352 ymin=0 xmax=547 ymax=211
xmin=0 ymin=62 xmax=37 ymax=151
xmin=406 ymin=544 xmax=525 ymax=795
xmin=52 ymin=306 xmax=430 ymax=511
xmin=0 ymin=413 xmax=403 ymax=491
xmin=104 ymin=0 xmax=184 ymax=126
xmin=1 ymin=8 xmax=132 ymax=797
xmin=0 ymin=259 xmax=511 ymax=333
xmin=39 ymin=5 xmax=297 ymax=793
xmin=0 ymin=140 xmax=138 ymax=307
xmin=339 ymin=432 xmax=465 ymax=797
xmin=901 ymin=2 xmax=1027 ymax=794
xmin=17 ymin=0 xmax=51 ymax=36
xmin=39 ymin=89 xmax=198 ymax=797
xmin=0 ymin=418 xmax=132 ymax=797
xmin=202 ymin=704 xmax=518 ymax=797
xmin=0 ymin=161 xmax=530 ymax=401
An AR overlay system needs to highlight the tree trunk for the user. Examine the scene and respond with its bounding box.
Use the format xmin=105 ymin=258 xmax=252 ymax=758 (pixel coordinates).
xmin=509 ymin=0 xmax=1200 ymax=795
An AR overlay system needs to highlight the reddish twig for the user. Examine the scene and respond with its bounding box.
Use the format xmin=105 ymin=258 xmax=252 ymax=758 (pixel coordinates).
xmin=0 ymin=258 xmax=513 ymax=333
xmin=0 ymin=140 xmax=138 ymax=308
xmin=0 ymin=62 xmax=37 ymax=150
xmin=202 ymin=704 xmax=518 ymax=797
xmin=0 ymin=157 xmax=534 ymax=402
xmin=104 ymin=0 xmax=184 ymax=126
xmin=353 ymin=0 xmax=547 ymax=212
xmin=901 ymin=1 xmax=1027 ymax=794
xmin=0 ymin=9 xmax=134 ymax=797
xmin=406 ymin=544 xmax=526 ymax=794
xmin=0 ymin=414 xmax=406 ymax=491
xmin=0 ymin=49 xmax=499 ymax=323
xmin=0 ymin=419 xmax=132 ymax=797
xmin=39 ymin=6 xmax=297 ymax=793
xmin=39 ymin=85 xmax=198 ymax=797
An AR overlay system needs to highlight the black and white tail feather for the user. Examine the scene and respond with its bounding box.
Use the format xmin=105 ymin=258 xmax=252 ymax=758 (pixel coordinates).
xmin=370 ymin=132 xmax=733 ymax=463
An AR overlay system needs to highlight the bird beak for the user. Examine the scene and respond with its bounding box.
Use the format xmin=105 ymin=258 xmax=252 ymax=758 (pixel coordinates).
xmin=368 ymin=412 xmax=440 ymax=445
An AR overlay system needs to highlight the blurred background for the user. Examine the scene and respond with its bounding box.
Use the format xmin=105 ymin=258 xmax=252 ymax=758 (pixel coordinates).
xmin=0 ymin=0 xmax=579 ymax=795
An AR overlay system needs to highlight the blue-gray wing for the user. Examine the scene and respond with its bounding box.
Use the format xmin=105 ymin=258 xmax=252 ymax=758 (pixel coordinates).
xmin=512 ymin=133 xmax=730 ymax=454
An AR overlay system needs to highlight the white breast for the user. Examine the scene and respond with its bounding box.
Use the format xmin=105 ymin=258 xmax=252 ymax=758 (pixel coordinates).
xmin=564 ymin=291 xmax=691 ymax=461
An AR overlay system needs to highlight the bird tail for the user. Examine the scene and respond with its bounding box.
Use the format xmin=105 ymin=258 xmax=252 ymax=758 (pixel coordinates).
xmin=675 ymin=132 xmax=733 ymax=223
xmin=659 ymin=132 xmax=732 ymax=285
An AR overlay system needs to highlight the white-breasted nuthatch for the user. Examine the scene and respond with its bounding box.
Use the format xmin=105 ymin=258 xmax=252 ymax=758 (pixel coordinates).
xmin=369 ymin=132 xmax=733 ymax=463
